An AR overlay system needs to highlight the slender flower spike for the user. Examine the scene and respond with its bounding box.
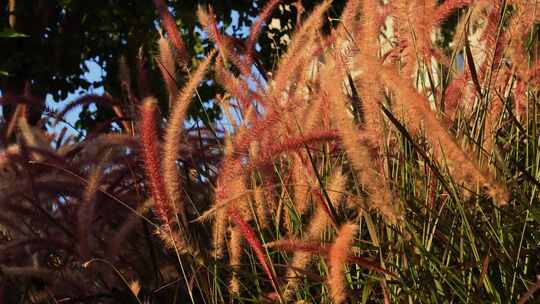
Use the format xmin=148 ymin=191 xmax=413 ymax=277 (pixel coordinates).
xmin=139 ymin=98 xmax=173 ymax=224
xmin=329 ymin=223 xmax=358 ymax=304
xmin=228 ymin=207 xmax=282 ymax=301
xmin=162 ymin=50 xmax=216 ymax=227
xmin=153 ymin=0 xmax=189 ymax=65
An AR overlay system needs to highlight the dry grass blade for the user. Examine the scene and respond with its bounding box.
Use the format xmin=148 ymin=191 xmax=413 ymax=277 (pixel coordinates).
xmin=517 ymin=276 xmax=540 ymax=304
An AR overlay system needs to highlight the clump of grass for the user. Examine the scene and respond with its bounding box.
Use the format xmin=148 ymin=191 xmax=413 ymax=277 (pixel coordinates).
xmin=2 ymin=0 xmax=540 ymax=303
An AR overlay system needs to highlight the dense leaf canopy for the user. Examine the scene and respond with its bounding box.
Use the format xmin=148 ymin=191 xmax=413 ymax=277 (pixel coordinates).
xmin=0 ymin=0 xmax=348 ymax=130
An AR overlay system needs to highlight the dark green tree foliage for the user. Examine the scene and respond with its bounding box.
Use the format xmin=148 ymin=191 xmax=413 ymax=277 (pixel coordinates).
xmin=0 ymin=0 xmax=349 ymax=133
